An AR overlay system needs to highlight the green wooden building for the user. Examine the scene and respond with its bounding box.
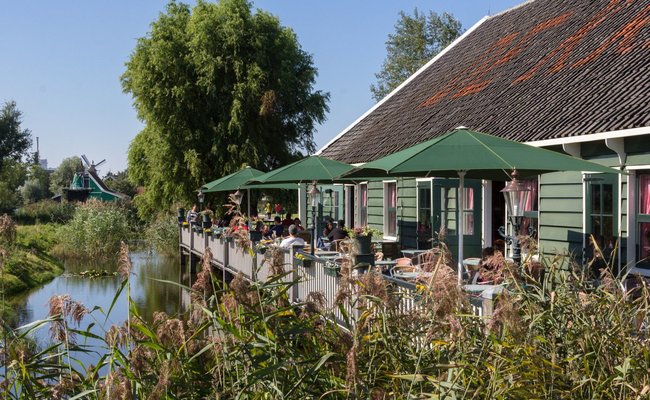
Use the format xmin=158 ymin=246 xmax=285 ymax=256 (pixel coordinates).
xmin=316 ymin=0 xmax=650 ymax=273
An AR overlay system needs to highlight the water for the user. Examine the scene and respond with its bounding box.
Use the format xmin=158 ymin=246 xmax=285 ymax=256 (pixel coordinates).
xmin=10 ymin=251 xmax=186 ymax=364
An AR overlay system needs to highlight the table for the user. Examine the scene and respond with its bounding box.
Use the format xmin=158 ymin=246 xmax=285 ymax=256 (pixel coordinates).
xmin=375 ymin=260 xmax=396 ymax=274
xmin=463 ymin=258 xmax=482 ymax=283
xmin=401 ymin=249 xmax=428 ymax=259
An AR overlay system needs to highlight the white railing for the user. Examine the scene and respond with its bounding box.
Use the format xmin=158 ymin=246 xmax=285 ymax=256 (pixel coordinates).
xmin=227 ymin=240 xmax=255 ymax=280
xmin=180 ymin=226 xmax=192 ymax=248
xmin=207 ymin=235 xmax=227 ymax=266
xmin=179 ymin=231 xmax=499 ymax=320
xmin=191 ymin=230 xmax=207 ymax=256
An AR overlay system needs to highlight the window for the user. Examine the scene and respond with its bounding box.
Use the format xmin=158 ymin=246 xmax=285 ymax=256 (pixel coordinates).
xmin=417 ymin=181 xmax=432 ymax=248
xmin=518 ymin=179 xmax=538 ymax=237
xmin=638 ymin=173 xmax=650 ymax=266
xmin=586 ymin=174 xmax=617 ymax=257
xmin=358 ymin=183 xmax=368 ymax=226
xmin=462 ymin=187 xmax=474 ymax=235
xmin=384 ymin=182 xmax=397 ymax=237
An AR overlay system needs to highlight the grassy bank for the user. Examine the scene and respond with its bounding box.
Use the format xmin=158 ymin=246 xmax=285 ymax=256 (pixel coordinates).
xmin=1 ymin=224 xmax=64 ymax=321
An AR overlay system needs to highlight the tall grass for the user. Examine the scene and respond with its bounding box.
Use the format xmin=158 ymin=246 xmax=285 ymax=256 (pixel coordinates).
xmin=56 ymin=199 xmax=133 ymax=260
xmin=144 ymin=214 xmax=179 ymax=257
xmin=14 ymin=201 xmax=76 ymax=225
xmin=1 ymin=241 xmax=650 ymax=398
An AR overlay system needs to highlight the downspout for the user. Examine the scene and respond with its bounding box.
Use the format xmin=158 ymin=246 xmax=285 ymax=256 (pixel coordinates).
xmin=605 ymin=138 xmax=626 ymax=271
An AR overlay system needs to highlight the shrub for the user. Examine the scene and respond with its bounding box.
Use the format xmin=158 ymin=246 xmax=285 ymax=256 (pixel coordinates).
xmin=56 ymin=199 xmax=133 ymax=259
xmin=15 ymin=200 xmax=76 ymax=224
xmin=145 ymin=214 xmax=179 ymax=256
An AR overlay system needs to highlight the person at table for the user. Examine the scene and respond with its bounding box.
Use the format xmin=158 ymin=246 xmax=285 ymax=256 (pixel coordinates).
xmin=280 ymin=225 xmax=306 ymax=248
xmin=186 ymin=204 xmax=199 ymax=225
xmin=270 ymin=216 xmax=284 ymax=238
xmin=323 ymin=219 xmax=334 ymax=237
xmin=281 ymin=212 xmax=293 ymax=227
xmin=327 ymin=219 xmax=349 ymax=242
xmin=293 ymin=218 xmax=305 ymax=231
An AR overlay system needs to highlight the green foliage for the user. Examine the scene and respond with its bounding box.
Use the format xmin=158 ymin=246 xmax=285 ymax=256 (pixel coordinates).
xmin=19 ymin=164 xmax=51 ymax=204
xmin=371 ymin=9 xmax=463 ymax=101
xmin=49 ymin=156 xmax=83 ymax=196
xmin=0 ymin=160 xmax=28 ymax=213
xmin=56 ymin=199 xmax=133 ymax=259
xmin=0 ymin=100 xmax=32 ymax=169
xmin=0 ymin=223 xmax=63 ymax=316
xmin=15 ymin=200 xmax=76 ymax=224
xmin=15 ymin=223 xmax=60 ymax=253
xmin=4 ymin=241 xmax=650 ymax=398
xmin=122 ymin=0 xmax=329 ymax=217
xmin=103 ymin=169 xmax=137 ymax=198
xmin=145 ymin=213 xmax=180 ymax=256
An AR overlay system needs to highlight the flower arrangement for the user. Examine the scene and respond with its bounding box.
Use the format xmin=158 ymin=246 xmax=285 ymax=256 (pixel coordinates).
xmin=294 ymin=252 xmax=313 ymax=267
xmin=346 ymin=226 xmax=382 ymax=238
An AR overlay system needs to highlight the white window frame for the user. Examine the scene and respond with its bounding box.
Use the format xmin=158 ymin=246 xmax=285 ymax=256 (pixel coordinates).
xmin=357 ymin=182 xmax=368 ymax=227
xmin=383 ymin=180 xmax=398 ymax=240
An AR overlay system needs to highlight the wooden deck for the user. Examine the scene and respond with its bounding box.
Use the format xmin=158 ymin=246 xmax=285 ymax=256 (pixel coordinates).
xmin=179 ymin=226 xmax=501 ymax=321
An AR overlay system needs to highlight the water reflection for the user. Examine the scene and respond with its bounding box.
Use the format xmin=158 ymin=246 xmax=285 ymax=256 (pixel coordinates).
xmin=13 ymin=251 xmax=184 ymax=349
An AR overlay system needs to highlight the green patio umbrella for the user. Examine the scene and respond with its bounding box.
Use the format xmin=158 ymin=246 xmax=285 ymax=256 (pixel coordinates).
xmin=342 ymin=128 xmax=622 ymax=282
xmin=247 ymin=155 xmax=358 ymax=254
xmin=202 ymin=166 xmax=295 ymax=216
xmin=248 ymin=155 xmax=356 ymax=184
xmin=202 ymin=166 xmax=265 ymax=193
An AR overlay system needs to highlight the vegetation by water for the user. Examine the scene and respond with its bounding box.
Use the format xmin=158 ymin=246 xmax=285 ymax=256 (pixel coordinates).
xmin=0 ymin=218 xmax=63 ymax=323
xmin=14 ymin=200 xmax=76 ymax=225
xmin=2 ymin=240 xmax=650 ymax=398
xmin=144 ymin=214 xmax=179 ymax=257
xmin=56 ymin=199 xmax=136 ymax=260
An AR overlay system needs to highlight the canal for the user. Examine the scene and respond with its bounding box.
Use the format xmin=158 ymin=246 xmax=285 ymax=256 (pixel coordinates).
xmin=11 ymin=250 xmax=186 ymax=364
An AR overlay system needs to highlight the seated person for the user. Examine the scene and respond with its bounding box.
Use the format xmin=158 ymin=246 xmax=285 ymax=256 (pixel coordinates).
xmin=322 ymin=220 xmax=334 ymax=237
xmin=281 ymin=212 xmax=293 ymax=227
xmin=280 ymin=224 xmax=306 ymax=248
xmin=293 ymin=218 xmax=305 ymax=231
xmin=269 ymin=216 xmax=284 ymax=238
xmin=327 ymin=219 xmax=349 ymax=242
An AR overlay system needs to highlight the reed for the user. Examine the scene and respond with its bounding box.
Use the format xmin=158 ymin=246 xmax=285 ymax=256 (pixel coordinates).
xmin=1 ymin=240 xmax=650 ymax=398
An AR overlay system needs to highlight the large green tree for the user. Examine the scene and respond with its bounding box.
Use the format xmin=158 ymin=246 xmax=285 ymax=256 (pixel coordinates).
xmin=370 ymin=9 xmax=462 ymax=102
xmin=49 ymin=156 xmax=83 ymax=195
xmin=0 ymin=101 xmax=32 ymax=169
xmin=122 ymin=0 xmax=329 ymax=216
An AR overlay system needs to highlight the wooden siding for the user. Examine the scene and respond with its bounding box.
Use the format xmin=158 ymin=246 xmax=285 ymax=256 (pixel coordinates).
xmin=538 ymin=171 xmax=584 ymax=260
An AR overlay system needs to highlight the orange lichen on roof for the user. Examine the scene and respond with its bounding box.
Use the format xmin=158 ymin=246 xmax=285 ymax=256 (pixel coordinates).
xmin=515 ymin=0 xmax=628 ymax=82
xmin=496 ymin=12 xmax=573 ymax=67
xmin=420 ymin=12 xmax=573 ymax=108
xmin=419 ymin=33 xmax=519 ymax=107
xmin=574 ymin=5 xmax=650 ymax=67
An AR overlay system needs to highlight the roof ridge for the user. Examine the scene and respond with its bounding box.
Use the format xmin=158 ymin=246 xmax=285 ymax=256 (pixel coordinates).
xmin=490 ymin=0 xmax=539 ymax=18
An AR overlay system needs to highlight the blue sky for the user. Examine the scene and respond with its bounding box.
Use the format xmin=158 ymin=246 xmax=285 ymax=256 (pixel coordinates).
xmin=0 ymin=0 xmax=521 ymax=173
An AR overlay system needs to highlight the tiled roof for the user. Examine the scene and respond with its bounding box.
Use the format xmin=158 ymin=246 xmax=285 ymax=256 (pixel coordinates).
xmin=320 ymin=0 xmax=650 ymax=163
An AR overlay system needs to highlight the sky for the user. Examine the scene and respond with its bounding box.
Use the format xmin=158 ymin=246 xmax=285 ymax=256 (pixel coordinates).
xmin=0 ymin=0 xmax=522 ymax=174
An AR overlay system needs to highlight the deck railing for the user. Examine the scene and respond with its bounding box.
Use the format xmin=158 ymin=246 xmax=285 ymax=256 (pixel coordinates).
xmin=180 ymin=226 xmax=500 ymax=320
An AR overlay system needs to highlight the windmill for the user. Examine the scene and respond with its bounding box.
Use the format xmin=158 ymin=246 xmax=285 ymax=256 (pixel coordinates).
xmin=61 ymin=155 xmax=126 ymax=202
xmin=81 ymin=155 xmax=106 ymax=174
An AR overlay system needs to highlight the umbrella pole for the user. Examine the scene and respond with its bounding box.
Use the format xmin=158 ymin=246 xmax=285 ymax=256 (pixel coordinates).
xmin=457 ymin=171 xmax=466 ymax=284
xmin=247 ymin=189 xmax=251 ymax=218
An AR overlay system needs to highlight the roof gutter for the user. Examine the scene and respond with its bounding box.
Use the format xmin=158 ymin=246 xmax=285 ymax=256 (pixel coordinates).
xmin=316 ymin=15 xmax=492 ymax=155
xmin=525 ymin=126 xmax=650 ymax=147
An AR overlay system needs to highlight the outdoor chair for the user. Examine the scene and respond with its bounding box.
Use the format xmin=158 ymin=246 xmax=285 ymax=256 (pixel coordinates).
xmin=415 ymin=248 xmax=444 ymax=272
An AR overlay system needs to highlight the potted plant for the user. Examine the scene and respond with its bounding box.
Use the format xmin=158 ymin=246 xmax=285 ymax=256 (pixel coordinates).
xmin=347 ymin=226 xmax=382 ymax=254
xmin=295 ymin=252 xmax=313 ymax=268
xmin=323 ymin=260 xmax=341 ymax=277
